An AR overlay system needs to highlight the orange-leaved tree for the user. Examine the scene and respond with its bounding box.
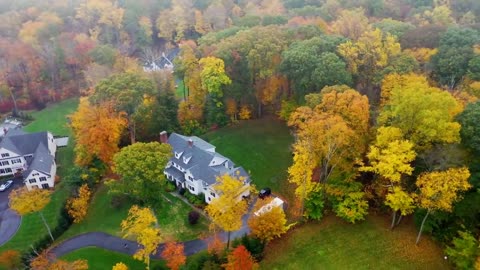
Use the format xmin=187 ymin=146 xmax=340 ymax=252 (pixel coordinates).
xmin=247 ymin=197 xmax=289 ymax=243
xmin=70 ymin=97 xmax=127 ymax=166
xmin=161 ymin=241 xmax=186 ymax=270
xmin=0 ymin=250 xmax=21 ymax=269
xmin=67 ymin=184 xmax=92 ymax=223
xmin=30 ymin=250 xmax=88 ymax=270
xmin=223 ymin=245 xmax=258 ymax=270
xmin=9 ymin=187 xmax=54 ymax=241
xmin=121 ymin=205 xmax=161 ymax=269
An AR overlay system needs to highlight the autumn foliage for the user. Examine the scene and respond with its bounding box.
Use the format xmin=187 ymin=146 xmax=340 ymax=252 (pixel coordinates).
xmin=161 ymin=241 xmax=186 ymax=270
xmin=30 ymin=251 xmax=88 ymax=270
xmin=0 ymin=250 xmax=21 ymax=269
xmin=248 ymin=198 xmax=289 ymax=243
xmin=67 ymin=184 xmax=92 ymax=223
xmin=223 ymin=245 xmax=258 ymax=270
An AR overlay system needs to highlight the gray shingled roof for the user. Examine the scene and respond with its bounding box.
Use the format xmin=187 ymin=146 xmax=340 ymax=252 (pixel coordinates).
xmin=29 ymin=143 xmax=54 ymax=175
xmin=1 ymin=131 xmax=49 ymax=155
xmin=167 ymin=133 xmax=250 ymax=185
xmin=165 ymin=167 xmax=185 ymax=182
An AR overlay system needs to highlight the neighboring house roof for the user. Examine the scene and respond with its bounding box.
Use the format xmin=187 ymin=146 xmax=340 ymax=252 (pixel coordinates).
xmin=0 ymin=119 xmax=23 ymax=137
xmin=1 ymin=131 xmax=49 ymax=155
xmin=167 ymin=133 xmax=249 ymax=185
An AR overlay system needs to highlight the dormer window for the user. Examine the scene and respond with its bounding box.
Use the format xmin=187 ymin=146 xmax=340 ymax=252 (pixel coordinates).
xmin=175 ymin=151 xmax=183 ymax=159
xmin=183 ymin=156 xmax=192 ymax=164
xmin=1 ymin=153 xmax=9 ymax=158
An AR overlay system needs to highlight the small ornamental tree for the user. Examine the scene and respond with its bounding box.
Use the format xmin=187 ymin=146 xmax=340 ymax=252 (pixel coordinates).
xmin=0 ymin=250 xmax=22 ymax=270
xmin=445 ymin=231 xmax=479 ymax=270
xmin=161 ymin=241 xmax=186 ymax=270
xmin=112 ymin=262 xmax=128 ymax=270
xmin=188 ymin=211 xmax=200 ymax=225
xmin=223 ymin=245 xmax=258 ymax=270
xmin=9 ymin=187 xmax=54 ymax=241
xmin=67 ymin=184 xmax=92 ymax=223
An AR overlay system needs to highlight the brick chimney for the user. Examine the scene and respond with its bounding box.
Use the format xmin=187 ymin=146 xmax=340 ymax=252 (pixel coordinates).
xmin=160 ymin=131 xmax=168 ymax=144
xmin=188 ymin=139 xmax=193 ymax=147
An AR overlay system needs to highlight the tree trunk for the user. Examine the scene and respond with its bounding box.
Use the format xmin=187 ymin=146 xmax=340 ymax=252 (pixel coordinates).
xmin=227 ymin=231 xmax=231 ymax=249
xmin=416 ymin=209 xmax=431 ymax=245
xmin=257 ymin=102 xmax=262 ymax=118
xmin=390 ymin=211 xmax=397 ymax=230
xmin=396 ymin=214 xmax=403 ymax=226
xmin=9 ymin=87 xmax=18 ymax=117
xmin=39 ymin=211 xmax=54 ymax=241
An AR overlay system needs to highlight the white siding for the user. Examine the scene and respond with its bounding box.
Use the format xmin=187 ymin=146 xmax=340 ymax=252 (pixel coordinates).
xmin=47 ymin=133 xmax=57 ymax=155
xmin=24 ymin=170 xmax=53 ymax=190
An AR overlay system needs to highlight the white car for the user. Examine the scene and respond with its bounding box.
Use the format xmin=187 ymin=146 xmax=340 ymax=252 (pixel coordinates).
xmin=0 ymin=180 xmax=13 ymax=192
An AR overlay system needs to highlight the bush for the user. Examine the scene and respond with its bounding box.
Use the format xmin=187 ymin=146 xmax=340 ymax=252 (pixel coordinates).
xmin=188 ymin=211 xmax=201 ymax=225
xmin=232 ymin=234 xmax=265 ymax=261
xmin=184 ymin=191 xmax=206 ymax=208
xmin=164 ymin=181 xmax=176 ymax=192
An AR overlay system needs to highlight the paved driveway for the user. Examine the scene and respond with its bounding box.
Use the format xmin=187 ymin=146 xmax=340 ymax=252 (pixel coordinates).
xmin=0 ymin=179 xmax=22 ymax=246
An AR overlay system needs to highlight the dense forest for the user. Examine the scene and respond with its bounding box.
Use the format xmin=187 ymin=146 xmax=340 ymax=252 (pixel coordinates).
xmin=1 ymin=0 xmax=480 ymax=268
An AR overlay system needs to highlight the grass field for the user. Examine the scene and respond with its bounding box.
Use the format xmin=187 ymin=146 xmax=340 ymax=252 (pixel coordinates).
xmin=0 ymin=99 xmax=78 ymax=252
xmin=202 ymin=118 xmax=294 ymax=192
xmin=260 ymin=214 xmax=450 ymax=270
xmin=57 ymin=185 xmax=209 ymax=243
xmin=61 ymin=247 xmax=165 ymax=269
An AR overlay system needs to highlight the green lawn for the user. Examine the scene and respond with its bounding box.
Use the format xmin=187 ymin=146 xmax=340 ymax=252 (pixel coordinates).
xmin=61 ymin=247 xmax=166 ymax=269
xmin=23 ymin=98 xmax=79 ymax=135
xmin=260 ymin=214 xmax=450 ymax=270
xmin=57 ymin=185 xmax=209 ymax=243
xmin=202 ymin=118 xmax=294 ymax=192
xmin=0 ymin=99 xmax=78 ymax=252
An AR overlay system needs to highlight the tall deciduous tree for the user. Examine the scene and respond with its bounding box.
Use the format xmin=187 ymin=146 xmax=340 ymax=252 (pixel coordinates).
xmin=67 ymin=184 xmax=92 ymax=223
xmin=121 ymin=205 xmax=161 ymax=269
xmin=70 ymin=98 xmax=127 ymax=166
xmin=223 ymin=245 xmax=258 ymax=270
xmin=247 ymin=198 xmax=288 ymax=243
xmin=332 ymin=8 xmax=371 ymax=41
xmin=111 ymin=142 xmax=172 ymax=204
xmin=458 ymin=101 xmax=480 ymax=154
xmin=89 ymin=73 xmax=155 ymax=144
xmin=161 ymin=241 xmax=186 ymax=270
xmin=205 ymin=174 xmax=250 ymax=248
xmin=9 ymin=187 xmax=54 ymax=241
xmin=416 ymin=167 xmax=471 ymax=244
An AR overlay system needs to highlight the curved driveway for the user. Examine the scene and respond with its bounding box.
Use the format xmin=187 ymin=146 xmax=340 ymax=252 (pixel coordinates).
xmin=0 ymin=181 xmax=22 ymax=246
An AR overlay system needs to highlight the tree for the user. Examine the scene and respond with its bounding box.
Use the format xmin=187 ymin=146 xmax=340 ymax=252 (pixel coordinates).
xmin=70 ymin=98 xmax=127 ymax=166
xmin=161 ymin=241 xmax=186 ymax=270
xmin=111 ymin=142 xmax=172 ymax=204
xmin=89 ymin=73 xmax=155 ymax=144
xmin=0 ymin=250 xmax=21 ymax=270
xmin=458 ymin=102 xmax=480 ymax=154
xmin=112 ymin=262 xmax=128 ymax=270
xmin=67 ymin=184 xmax=92 ymax=223
xmin=223 ymin=245 xmax=258 ymax=270
xmin=121 ymin=205 xmax=161 ymax=269
xmin=338 ymin=28 xmax=401 ymax=94
xmin=332 ymin=8 xmax=371 ymax=41
xmin=30 ymin=250 xmax=88 ymax=270
xmin=378 ymin=75 xmax=461 ymax=150
xmin=199 ymin=57 xmax=231 ymax=97
xmin=373 ymin=18 xmax=415 ymax=38
xmin=205 ymin=174 xmax=250 ymax=248
xmin=248 ymin=198 xmax=288 ymax=243
xmin=416 ymin=167 xmax=471 ymax=244
xmin=333 ymin=192 xmax=369 ymax=224
xmin=445 ymin=231 xmax=479 ymax=270
xmin=9 ymin=187 xmax=54 ymax=241
xmin=304 ymin=183 xmax=325 ymax=220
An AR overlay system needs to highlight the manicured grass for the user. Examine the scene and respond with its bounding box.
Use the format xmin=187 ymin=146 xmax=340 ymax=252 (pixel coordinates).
xmin=23 ymin=98 xmax=79 ymax=135
xmin=175 ymin=78 xmax=187 ymax=100
xmin=61 ymin=247 xmax=165 ymax=269
xmin=260 ymin=214 xmax=450 ymax=270
xmin=57 ymin=185 xmax=209 ymax=243
xmin=0 ymin=99 xmax=78 ymax=252
xmin=202 ymin=118 xmax=294 ymax=192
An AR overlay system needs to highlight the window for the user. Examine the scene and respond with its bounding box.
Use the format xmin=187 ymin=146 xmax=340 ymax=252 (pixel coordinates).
xmin=210 ymin=192 xmax=216 ymax=197
xmin=32 ymin=173 xmax=39 ymax=176
xmin=29 ymin=179 xmax=36 ymax=183
xmin=39 ymin=177 xmax=47 ymax=182
xmin=0 ymin=169 xmax=4 ymax=174
xmin=188 ymin=176 xmax=193 ymax=181
xmin=1 ymin=153 xmax=9 ymax=158
xmin=189 ymin=186 xmax=195 ymax=192
xmin=5 ymin=168 xmax=12 ymax=173
xmin=41 ymin=184 xmax=49 ymax=189
xmin=1 ymin=161 xmax=9 ymax=166
xmin=11 ymin=158 xmax=21 ymax=164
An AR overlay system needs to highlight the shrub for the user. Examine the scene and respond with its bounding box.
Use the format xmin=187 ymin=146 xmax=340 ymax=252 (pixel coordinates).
xmin=164 ymin=181 xmax=176 ymax=192
xmin=188 ymin=211 xmax=201 ymax=225
xmin=184 ymin=191 xmax=207 ymax=208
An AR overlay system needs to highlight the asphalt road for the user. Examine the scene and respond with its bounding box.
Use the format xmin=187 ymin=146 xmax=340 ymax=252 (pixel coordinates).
xmin=0 ymin=179 xmax=22 ymax=246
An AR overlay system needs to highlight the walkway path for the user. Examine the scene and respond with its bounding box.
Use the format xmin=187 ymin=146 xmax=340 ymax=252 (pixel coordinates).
xmin=0 ymin=181 xmax=23 ymax=246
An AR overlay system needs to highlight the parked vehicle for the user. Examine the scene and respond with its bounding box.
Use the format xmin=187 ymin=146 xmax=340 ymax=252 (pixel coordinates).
xmin=259 ymin=187 xmax=272 ymax=199
xmin=0 ymin=180 xmax=13 ymax=192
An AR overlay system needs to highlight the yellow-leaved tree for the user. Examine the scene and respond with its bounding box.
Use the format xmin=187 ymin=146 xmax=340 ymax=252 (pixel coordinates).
xmin=30 ymin=250 xmax=88 ymax=270
xmin=67 ymin=184 xmax=92 ymax=223
xmin=9 ymin=187 xmax=54 ymax=241
xmin=112 ymin=262 xmax=128 ymax=270
xmin=121 ymin=205 xmax=161 ymax=269
xmin=70 ymin=98 xmax=127 ymax=166
xmin=415 ymin=167 xmax=471 ymax=244
xmin=205 ymin=174 xmax=251 ymax=248
xmin=360 ymin=126 xmax=417 ymax=228
xmin=247 ymin=198 xmax=289 ymax=243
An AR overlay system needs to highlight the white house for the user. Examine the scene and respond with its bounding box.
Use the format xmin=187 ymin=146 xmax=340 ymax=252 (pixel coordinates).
xmin=0 ymin=129 xmax=57 ymax=190
xmin=161 ymin=131 xmax=251 ymax=204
